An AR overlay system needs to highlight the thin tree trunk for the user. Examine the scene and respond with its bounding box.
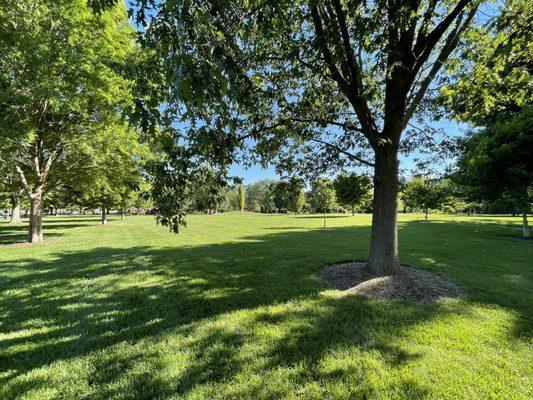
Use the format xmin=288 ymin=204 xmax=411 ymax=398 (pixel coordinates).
xmin=368 ymin=147 xmax=400 ymax=275
xmin=523 ymin=212 xmax=529 ymax=238
xmin=425 ymin=209 xmax=428 ymax=221
xmin=28 ymin=191 xmax=44 ymax=243
xmin=9 ymin=196 xmax=22 ymax=224
xmin=352 ymin=206 xmax=355 ymax=216
xmin=101 ymin=207 xmax=107 ymax=225
xmin=323 ymin=208 xmax=326 ymax=227
xmin=120 ymin=208 xmax=125 ymax=221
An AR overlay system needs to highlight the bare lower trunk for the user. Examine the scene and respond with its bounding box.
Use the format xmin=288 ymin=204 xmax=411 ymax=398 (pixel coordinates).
xmin=9 ymin=196 xmax=22 ymax=224
xmin=351 ymin=206 xmax=355 ymax=216
xmin=323 ymin=209 xmax=326 ymax=227
xmin=101 ymin=207 xmax=108 ymax=225
xmin=368 ymin=147 xmax=400 ymax=275
xmin=425 ymin=209 xmax=428 ymax=221
xmin=120 ymin=208 xmax=125 ymax=221
xmin=28 ymin=191 xmax=44 ymax=243
xmin=523 ymin=212 xmax=529 ymax=238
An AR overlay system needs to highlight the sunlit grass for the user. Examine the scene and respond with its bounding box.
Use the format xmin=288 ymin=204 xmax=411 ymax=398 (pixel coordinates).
xmin=0 ymin=212 xmax=531 ymax=399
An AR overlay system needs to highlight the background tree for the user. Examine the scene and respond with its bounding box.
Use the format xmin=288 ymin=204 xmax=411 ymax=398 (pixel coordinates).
xmin=270 ymin=181 xmax=291 ymax=213
xmin=402 ymin=178 xmax=447 ymax=221
xmin=0 ymin=0 xmax=135 ymax=241
xmin=437 ymin=0 xmax=531 ymax=235
xmin=114 ymin=0 xmax=481 ymax=275
xmin=334 ymin=173 xmax=372 ymax=215
xmin=0 ymin=154 xmax=24 ymax=224
xmin=309 ymin=179 xmax=336 ymax=227
xmin=245 ymin=179 xmax=275 ymax=212
xmin=290 ymin=189 xmax=306 ymax=215
xmin=452 ymin=109 xmax=532 ymax=236
xmin=238 ymin=184 xmax=246 ymax=212
xmin=286 ymin=178 xmax=306 ymax=214
xmin=70 ymin=120 xmax=147 ymax=225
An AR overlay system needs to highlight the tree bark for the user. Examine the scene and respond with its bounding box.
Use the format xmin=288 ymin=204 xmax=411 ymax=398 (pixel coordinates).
xmin=9 ymin=196 xmax=22 ymax=224
xmin=368 ymin=147 xmax=400 ymax=275
xmin=425 ymin=209 xmax=429 ymax=221
xmin=323 ymin=209 xmax=326 ymax=227
xmin=120 ymin=208 xmax=125 ymax=221
xmin=28 ymin=190 xmax=44 ymax=243
xmin=351 ymin=206 xmax=355 ymax=216
xmin=523 ymin=212 xmax=529 ymax=238
xmin=101 ymin=207 xmax=108 ymax=225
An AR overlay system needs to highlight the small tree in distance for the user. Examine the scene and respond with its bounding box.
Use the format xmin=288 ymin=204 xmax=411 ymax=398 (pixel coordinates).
xmin=334 ymin=173 xmax=372 ymax=215
xmin=310 ymin=179 xmax=336 ymax=227
xmin=238 ymin=184 xmax=246 ymax=212
xmin=402 ymin=178 xmax=447 ymax=221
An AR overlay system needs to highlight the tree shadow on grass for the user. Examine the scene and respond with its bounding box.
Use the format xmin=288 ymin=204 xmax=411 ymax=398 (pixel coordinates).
xmin=0 ymin=216 xmax=114 ymax=245
xmin=296 ymin=215 xmax=353 ymax=219
xmin=0 ymin=220 xmax=531 ymax=398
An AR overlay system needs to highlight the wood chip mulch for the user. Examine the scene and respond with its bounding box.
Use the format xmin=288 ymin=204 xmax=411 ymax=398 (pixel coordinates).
xmin=315 ymin=262 xmax=465 ymax=302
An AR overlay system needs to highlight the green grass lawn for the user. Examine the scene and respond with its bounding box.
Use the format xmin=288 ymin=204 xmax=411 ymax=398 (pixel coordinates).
xmin=0 ymin=212 xmax=531 ymax=399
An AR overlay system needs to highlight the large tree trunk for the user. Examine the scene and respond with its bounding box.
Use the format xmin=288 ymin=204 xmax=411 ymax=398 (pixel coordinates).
xmin=28 ymin=190 xmax=44 ymax=243
xmin=101 ymin=207 xmax=108 ymax=225
xmin=9 ymin=196 xmax=22 ymax=224
xmin=523 ymin=212 xmax=529 ymax=238
xmin=368 ymin=147 xmax=400 ymax=275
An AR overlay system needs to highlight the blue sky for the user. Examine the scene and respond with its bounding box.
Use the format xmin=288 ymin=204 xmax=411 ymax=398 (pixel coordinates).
xmin=229 ymin=118 xmax=468 ymax=184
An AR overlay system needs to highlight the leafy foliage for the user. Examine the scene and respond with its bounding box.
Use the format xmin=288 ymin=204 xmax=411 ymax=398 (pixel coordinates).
xmin=402 ymin=177 xmax=447 ymax=220
xmin=453 ymin=108 xmax=533 ymax=215
xmin=238 ymin=184 xmax=246 ymax=211
xmin=309 ymin=179 xmax=336 ymax=212
xmin=439 ymin=0 xmax=532 ymax=124
xmin=333 ymin=173 xmax=372 ymax=214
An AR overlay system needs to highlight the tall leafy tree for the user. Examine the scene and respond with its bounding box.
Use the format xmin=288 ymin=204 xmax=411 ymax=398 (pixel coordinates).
xmin=438 ymin=0 xmax=531 ymax=235
xmin=334 ymin=173 xmax=372 ymax=215
xmin=453 ymin=109 xmax=532 ymax=236
xmin=0 ymin=0 xmax=134 ymax=241
xmin=113 ymin=0 xmax=481 ymax=274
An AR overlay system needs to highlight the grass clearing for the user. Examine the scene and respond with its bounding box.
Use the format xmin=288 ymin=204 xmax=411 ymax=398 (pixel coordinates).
xmin=0 ymin=213 xmax=531 ymax=399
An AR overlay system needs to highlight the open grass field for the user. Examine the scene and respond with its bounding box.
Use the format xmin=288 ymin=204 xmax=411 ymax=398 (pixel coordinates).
xmin=0 ymin=212 xmax=532 ymax=399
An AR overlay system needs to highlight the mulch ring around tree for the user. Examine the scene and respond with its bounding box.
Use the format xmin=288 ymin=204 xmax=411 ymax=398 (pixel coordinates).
xmin=315 ymin=262 xmax=465 ymax=302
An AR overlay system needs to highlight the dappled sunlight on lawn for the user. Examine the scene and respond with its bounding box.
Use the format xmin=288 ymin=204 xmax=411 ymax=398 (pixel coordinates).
xmin=0 ymin=213 xmax=531 ymax=399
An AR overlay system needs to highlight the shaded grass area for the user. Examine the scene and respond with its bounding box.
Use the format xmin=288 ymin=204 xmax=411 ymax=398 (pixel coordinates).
xmin=0 ymin=213 xmax=531 ymax=399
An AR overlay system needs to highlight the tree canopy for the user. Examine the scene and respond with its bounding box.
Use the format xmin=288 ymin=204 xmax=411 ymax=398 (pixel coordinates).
xmin=0 ymin=0 xmax=137 ymax=241
xmin=453 ymin=108 xmax=532 ymax=235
